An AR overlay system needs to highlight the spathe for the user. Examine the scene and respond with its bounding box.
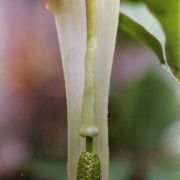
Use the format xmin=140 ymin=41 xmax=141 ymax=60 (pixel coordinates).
xmin=45 ymin=0 xmax=120 ymax=179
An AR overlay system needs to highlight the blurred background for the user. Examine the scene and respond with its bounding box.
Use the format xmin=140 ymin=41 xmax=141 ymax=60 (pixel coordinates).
xmin=0 ymin=0 xmax=179 ymax=179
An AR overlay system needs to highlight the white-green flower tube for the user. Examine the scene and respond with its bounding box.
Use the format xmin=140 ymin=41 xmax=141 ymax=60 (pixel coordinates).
xmin=45 ymin=0 xmax=120 ymax=179
xmin=79 ymin=0 xmax=98 ymax=138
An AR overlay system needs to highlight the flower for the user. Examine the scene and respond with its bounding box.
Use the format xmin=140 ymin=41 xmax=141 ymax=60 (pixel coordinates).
xmin=45 ymin=1 xmax=120 ymax=179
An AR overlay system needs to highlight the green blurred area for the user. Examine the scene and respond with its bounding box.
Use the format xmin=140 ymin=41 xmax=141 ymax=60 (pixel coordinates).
xmin=109 ymin=67 xmax=180 ymax=179
xmin=109 ymin=69 xmax=179 ymax=150
xmin=12 ymin=155 xmax=180 ymax=180
xmin=8 ymin=66 xmax=179 ymax=180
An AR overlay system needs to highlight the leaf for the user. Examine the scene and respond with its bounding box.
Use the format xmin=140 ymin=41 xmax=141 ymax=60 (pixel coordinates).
xmin=146 ymin=0 xmax=180 ymax=82
xmin=46 ymin=0 xmax=120 ymax=179
xmin=119 ymin=2 xmax=180 ymax=81
xmin=137 ymin=0 xmax=180 ymax=81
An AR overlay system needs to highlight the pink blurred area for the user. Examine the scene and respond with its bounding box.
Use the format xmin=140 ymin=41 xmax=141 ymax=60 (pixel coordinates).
xmin=0 ymin=0 xmax=67 ymax=175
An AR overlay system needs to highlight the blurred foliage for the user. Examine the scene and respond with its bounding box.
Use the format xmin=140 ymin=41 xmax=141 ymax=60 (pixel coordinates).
xmin=109 ymin=68 xmax=179 ymax=150
xmin=120 ymin=0 xmax=180 ymax=80
xmin=148 ymin=156 xmax=180 ymax=180
xmin=25 ymin=157 xmax=67 ymax=180
xmin=4 ymin=156 xmax=179 ymax=180
xmin=20 ymin=68 xmax=180 ymax=180
xmin=108 ymin=67 xmax=180 ymax=179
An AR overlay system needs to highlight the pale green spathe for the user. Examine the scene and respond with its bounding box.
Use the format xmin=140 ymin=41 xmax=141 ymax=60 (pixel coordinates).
xmin=47 ymin=0 xmax=120 ymax=179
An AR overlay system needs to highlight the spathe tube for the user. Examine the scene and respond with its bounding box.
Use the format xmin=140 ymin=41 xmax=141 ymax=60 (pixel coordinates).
xmin=45 ymin=1 xmax=120 ymax=179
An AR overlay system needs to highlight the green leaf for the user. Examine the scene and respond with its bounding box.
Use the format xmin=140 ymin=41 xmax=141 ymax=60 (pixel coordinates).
xmin=145 ymin=0 xmax=180 ymax=83
xmin=130 ymin=0 xmax=180 ymax=81
xmin=119 ymin=2 xmax=180 ymax=81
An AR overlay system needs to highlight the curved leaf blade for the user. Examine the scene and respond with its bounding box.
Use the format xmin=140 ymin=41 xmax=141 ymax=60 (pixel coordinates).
xmin=119 ymin=3 xmax=179 ymax=81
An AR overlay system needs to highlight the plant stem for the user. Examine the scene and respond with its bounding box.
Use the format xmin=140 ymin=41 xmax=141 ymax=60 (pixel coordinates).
xmin=79 ymin=0 xmax=98 ymax=138
xmin=86 ymin=137 xmax=93 ymax=152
